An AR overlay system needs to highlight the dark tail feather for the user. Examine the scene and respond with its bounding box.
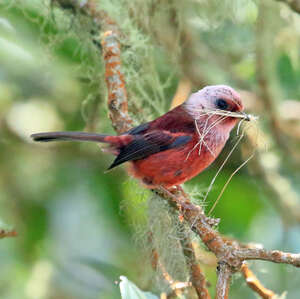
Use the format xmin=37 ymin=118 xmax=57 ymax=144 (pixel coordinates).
xmin=31 ymin=131 xmax=109 ymax=143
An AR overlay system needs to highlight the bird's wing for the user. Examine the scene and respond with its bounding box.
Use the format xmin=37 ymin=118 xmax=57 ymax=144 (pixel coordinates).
xmin=124 ymin=122 xmax=150 ymax=135
xmin=108 ymin=130 xmax=192 ymax=169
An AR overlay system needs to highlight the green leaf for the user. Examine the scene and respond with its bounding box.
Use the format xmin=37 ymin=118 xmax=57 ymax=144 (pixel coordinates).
xmin=119 ymin=276 xmax=158 ymax=299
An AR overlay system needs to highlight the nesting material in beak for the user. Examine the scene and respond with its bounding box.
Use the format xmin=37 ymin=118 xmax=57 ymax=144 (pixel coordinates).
xmin=201 ymin=109 xmax=258 ymax=121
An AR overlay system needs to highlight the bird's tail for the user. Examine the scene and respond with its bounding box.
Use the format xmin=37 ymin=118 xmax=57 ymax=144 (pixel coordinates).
xmin=31 ymin=131 xmax=133 ymax=149
xmin=31 ymin=131 xmax=110 ymax=143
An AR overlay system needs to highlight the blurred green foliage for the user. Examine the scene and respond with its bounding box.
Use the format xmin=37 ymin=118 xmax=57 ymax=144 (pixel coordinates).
xmin=1 ymin=0 xmax=300 ymax=298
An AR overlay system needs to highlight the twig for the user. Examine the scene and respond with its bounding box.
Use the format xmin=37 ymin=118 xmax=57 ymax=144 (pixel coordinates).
xmin=215 ymin=263 xmax=232 ymax=299
xmin=178 ymin=226 xmax=211 ymax=298
xmin=235 ymin=248 xmax=300 ymax=267
xmin=149 ymin=233 xmax=193 ymax=298
xmin=241 ymin=263 xmax=276 ymax=299
xmin=0 ymin=228 xmax=17 ymax=239
xmin=183 ymin=242 xmax=211 ymax=298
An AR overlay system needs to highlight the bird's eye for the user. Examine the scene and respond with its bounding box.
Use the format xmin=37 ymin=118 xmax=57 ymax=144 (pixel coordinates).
xmin=216 ymin=99 xmax=229 ymax=110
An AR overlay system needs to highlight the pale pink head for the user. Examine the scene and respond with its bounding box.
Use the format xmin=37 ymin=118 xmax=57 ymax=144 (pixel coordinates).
xmin=183 ymin=85 xmax=246 ymax=130
xmin=184 ymin=85 xmax=243 ymax=112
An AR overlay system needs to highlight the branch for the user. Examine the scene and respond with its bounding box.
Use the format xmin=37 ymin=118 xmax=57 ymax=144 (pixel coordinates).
xmin=215 ymin=263 xmax=232 ymax=299
xmin=179 ymin=226 xmax=211 ymax=298
xmin=101 ymin=27 xmax=132 ymax=134
xmin=241 ymin=263 xmax=276 ymax=299
xmin=235 ymin=248 xmax=300 ymax=267
xmin=0 ymin=228 xmax=17 ymax=239
xmin=151 ymin=246 xmax=192 ymax=297
xmin=154 ymin=187 xmax=300 ymax=266
xmin=54 ymin=0 xmax=132 ymax=134
xmin=149 ymin=233 xmax=194 ymax=298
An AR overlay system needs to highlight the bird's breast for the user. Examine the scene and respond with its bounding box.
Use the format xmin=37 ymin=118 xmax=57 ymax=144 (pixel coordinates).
xmin=128 ymin=129 xmax=229 ymax=187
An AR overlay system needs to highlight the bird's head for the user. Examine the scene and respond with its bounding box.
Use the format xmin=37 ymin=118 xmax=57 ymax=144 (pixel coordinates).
xmin=183 ymin=85 xmax=250 ymax=130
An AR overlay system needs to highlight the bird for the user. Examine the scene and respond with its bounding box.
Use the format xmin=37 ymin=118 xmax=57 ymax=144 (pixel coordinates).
xmin=31 ymin=85 xmax=250 ymax=188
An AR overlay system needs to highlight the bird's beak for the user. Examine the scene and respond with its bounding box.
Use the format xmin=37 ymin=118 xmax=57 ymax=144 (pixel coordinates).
xmin=200 ymin=109 xmax=257 ymax=121
xmin=224 ymin=111 xmax=252 ymax=121
xmin=239 ymin=112 xmax=251 ymax=121
xmin=235 ymin=112 xmax=258 ymax=121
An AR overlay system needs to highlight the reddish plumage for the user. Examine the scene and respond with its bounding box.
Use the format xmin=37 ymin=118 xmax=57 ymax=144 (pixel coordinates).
xmin=31 ymin=85 xmax=247 ymax=188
